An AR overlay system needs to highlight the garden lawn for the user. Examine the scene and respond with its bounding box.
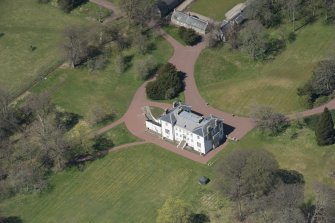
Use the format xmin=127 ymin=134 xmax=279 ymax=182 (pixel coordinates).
xmin=0 ymin=144 xmax=213 ymax=223
xmin=102 ymin=123 xmax=139 ymax=146
xmin=217 ymin=124 xmax=335 ymax=198
xmin=162 ymin=25 xmax=186 ymax=46
xmin=189 ymin=0 xmax=243 ymax=20
xmin=195 ymin=22 xmax=335 ymax=116
xmin=0 ymin=0 xmax=86 ymax=96
xmin=33 ymin=36 xmax=173 ymax=121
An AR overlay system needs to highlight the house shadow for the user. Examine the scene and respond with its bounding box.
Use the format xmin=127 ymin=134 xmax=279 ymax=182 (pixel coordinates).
xmin=223 ymin=123 xmax=235 ymax=136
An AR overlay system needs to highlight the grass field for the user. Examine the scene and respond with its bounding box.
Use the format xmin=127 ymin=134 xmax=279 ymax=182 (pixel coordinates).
xmin=189 ymin=0 xmax=243 ymax=20
xmin=0 ymin=0 xmax=86 ymax=96
xmin=195 ymin=22 xmax=335 ymax=116
xmin=102 ymin=123 xmax=140 ymax=146
xmin=0 ymin=144 xmax=215 ymax=223
xmin=33 ymin=36 xmax=173 ymax=120
xmin=220 ymin=123 xmax=335 ymax=198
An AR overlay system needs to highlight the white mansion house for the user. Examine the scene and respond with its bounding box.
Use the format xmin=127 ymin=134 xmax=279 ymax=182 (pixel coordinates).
xmin=145 ymin=102 xmax=225 ymax=155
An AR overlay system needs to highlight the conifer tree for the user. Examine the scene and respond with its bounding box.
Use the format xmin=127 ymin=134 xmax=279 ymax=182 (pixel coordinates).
xmin=315 ymin=107 xmax=335 ymax=146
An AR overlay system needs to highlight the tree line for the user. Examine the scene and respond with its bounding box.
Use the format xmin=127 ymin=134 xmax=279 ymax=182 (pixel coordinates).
xmin=0 ymin=89 xmax=113 ymax=199
xmin=209 ymin=0 xmax=335 ymax=60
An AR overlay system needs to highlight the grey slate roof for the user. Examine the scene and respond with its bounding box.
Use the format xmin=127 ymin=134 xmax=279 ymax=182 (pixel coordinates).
xmin=160 ymin=103 xmax=223 ymax=137
xmin=172 ymin=10 xmax=208 ymax=32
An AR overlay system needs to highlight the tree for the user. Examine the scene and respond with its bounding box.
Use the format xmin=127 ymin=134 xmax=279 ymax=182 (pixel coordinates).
xmin=311 ymin=182 xmax=335 ymax=223
xmin=251 ymin=105 xmax=288 ymax=135
xmin=156 ymin=198 xmax=192 ymax=223
xmin=62 ymin=26 xmax=90 ymax=68
xmin=315 ymin=107 xmax=335 ymax=146
xmin=146 ymin=63 xmax=183 ymax=100
xmin=0 ymin=88 xmax=18 ymax=137
xmin=239 ymin=20 xmax=268 ymax=60
xmin=178 ymin=27 xmax=201 ymax=46
xmin=247 ymin=0 xmax=283 ymax=28
xmin=120 ymin=0 xmax=158 ymax=26
xmin=217 ymin=148 xmax=279 ymax=220
xmin=282 ymin=0 xmax=302 ymax=31
xmin=311 ymin=59 xmax=335 ymax=96
xmin=136 ymin=56 xmax=157 ymax=80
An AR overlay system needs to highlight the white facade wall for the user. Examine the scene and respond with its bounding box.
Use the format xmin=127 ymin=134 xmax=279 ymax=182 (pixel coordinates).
xmin=161 ymin=120 xmax=174 ymax=141
xmin=145 ymin=121 xmax=162 ymax=135
xmin=174 ymin=126 xmax=206 ymax=154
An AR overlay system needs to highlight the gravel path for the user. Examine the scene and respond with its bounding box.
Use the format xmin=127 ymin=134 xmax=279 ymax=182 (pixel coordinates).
xmin=91 ymin=1 xmax=335 ymax=163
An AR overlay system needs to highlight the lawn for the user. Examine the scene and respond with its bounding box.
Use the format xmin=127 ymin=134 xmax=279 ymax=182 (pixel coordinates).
xmin=189 ymin=0 xmax=244 ymax=20
xmin=162 ymin=25 xmax=186 ymax=46
xmin=217 ymin=122 xmax=335 ymax=198
xmin=102 ymin=123 xmax=140 ymax=146
xmin=0 ymin=144 xmax=214 ymax=223
xmin=33 ymin=35 xmax=173 ymax=121
xmin=195 ymin=22 xmax=335 ymax=116
xmin=0 ymin=0 xmax=87 ymax=96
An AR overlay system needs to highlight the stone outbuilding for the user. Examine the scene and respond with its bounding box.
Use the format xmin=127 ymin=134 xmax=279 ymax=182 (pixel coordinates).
xmin=171 ymin=10 xmax=209 ymax=35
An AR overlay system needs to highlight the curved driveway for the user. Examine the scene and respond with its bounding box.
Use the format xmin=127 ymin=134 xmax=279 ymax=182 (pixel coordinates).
xmin=98 ymin=29 xmax=255 ymax=164
xmin=97 ymin=25 xmax=335 ymax=164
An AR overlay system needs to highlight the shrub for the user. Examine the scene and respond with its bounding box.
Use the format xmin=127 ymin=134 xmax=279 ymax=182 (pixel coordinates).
xmin=314 ymin=96 xmax=329 ymax=107
xmin=315 ymin=107 xmax=335 ymax=146
xmin=178 ymin=27 xmax=201 ymax=46
xmin=146 ymin=63 xmax=183 ymax=100
xmin=288 ymin=32 xmax=296 ymax=43
xmin=37 ymin=0 xmax=51 ymax=3
xmin=57 ymin=0 xmax=87 ymax=13
xmin=93 ymin=136 xmax=114 ymax=151
xmin=87 ymin=55 xmax=107 ymax=71
xmin=114 ymin=55 xmax=126 ymax=74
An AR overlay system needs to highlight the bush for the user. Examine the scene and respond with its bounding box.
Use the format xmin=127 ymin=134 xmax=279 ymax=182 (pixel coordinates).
xmin=87 ymin=55 xmax=107 ymax=71
xmin=57 ymin=0 xmax=87 ymax=13
xmin=146 ymin=63 xmax=183 ymax=100
xmin=314 ymin=96 xmax=329 ymax=107
xmin=114 ymin=55 xmax=126 ymax=74
xmin=178 ymin=27 xmax=201 ymax=46
xmin=288 ymin=32 xmax=296 ymax=43
xmin=93 ymin=136 xmax=114 ymax=151
xmin=299 ymin=95 xmax=314 ymax=109
xmin=37 ymin=0 xmax=50 ymax=3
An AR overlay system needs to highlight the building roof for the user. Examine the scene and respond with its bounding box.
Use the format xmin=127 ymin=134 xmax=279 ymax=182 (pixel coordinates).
xmin=160 ymin=103 xmax=223 ymax=137
xmin=225 ymin=3 xmax=246 ymax=21
xmin=158 ymin=0 xmax=184 ymax=17
xmin=171 ymin=10 xmax=208 ymax=32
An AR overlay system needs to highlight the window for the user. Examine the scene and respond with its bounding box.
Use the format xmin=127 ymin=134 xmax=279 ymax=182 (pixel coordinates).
xmin=165 ymin=129 xmax=170 ymax=134
xmin=197 ymin=136 xmax=200 ymax=139
xmin=197 ymin=142 xmax=201 ymax=148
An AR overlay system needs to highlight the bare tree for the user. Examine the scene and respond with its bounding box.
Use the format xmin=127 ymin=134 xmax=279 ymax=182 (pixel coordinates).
xmin=239 ymin=20 xmax=268 ymax=60
xmin=120 ymin=0 xmax=158 ymax=26
xmin=217 ymin=148 xmax=279 ymax=221
xmin=62 ymin=26 xmax=89 ymax=68
xmin=311 ymin=59 xmax=335 ymax=95
xmin=251 ymin=105 xmax=289 ymax=135
xmin=282 ymin=0 xmax=301 ymax=31
xmin=311 ymin=182 xmax=335 ymax=223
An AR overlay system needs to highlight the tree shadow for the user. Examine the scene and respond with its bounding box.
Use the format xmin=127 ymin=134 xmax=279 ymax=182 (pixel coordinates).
xmin=0 ymin=216 xmax=23 ymax=223
xmin=124 ymin=55 xmax=134 ymax=71
xmin=276 ymin=169 xmax=305 ymax=184
xmin=191 ymin=213 xmax=210 ymax=223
